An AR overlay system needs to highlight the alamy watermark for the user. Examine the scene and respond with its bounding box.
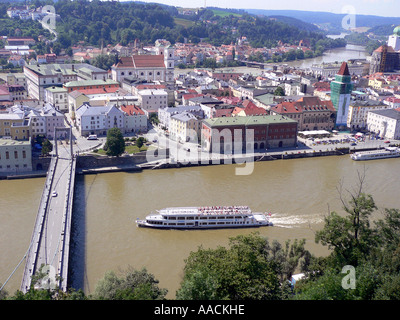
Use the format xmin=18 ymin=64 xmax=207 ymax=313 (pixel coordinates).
xmin=341 ymin=265 xmax=356 ymax=290
xmin=145 ymin=128 xmax=260 ymax=176
xmin=41 ymin=5 xmax=57 ymax=32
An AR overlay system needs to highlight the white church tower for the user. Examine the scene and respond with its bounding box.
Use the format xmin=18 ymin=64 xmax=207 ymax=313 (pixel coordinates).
xmin=155 ymin=39 xmax=175 ymax=83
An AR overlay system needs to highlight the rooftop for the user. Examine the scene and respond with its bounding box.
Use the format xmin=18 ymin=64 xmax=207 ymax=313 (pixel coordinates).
xmin=203 ymin=115 xmax=297 ymax=127
xmin=24 ymin=63 xmax=106 ymax=77
xmin=64 ymin=79 xmax=119 ymax=88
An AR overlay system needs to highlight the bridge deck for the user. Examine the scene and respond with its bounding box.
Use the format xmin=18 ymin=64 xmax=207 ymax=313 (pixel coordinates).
xmin=21 ymin=133 xmax=76 ymax=292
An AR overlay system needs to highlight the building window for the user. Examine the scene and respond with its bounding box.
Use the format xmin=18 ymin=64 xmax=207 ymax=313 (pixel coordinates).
xmin=14 ymin=151 xmax=18 ymax=159
xmin=6 ymin=151 xmax=9 ymax=159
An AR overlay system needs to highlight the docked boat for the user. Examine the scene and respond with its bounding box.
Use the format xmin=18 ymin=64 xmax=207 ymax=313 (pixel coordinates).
xmin=350 ymin=147 xmax=400 ymax=161
xmin=136 ymin=206 xmax=273 ymax=230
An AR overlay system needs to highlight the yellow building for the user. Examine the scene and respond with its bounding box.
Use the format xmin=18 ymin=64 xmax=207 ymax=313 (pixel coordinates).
xmin=169 ymin=112 xmax=202 ymax=143
xmin=0 ymin=113 xmax=30 ymax=140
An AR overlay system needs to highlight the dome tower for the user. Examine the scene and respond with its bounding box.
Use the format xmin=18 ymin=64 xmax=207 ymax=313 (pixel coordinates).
xmin=388 ymin=25 xmax=400 ymax=51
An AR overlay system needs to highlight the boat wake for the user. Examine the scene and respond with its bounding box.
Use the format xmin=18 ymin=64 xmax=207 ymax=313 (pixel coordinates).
xmin=269 ymin=212 xmax=324 ymax=228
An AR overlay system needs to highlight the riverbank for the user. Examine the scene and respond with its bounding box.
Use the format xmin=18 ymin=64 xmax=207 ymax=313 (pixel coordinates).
xmin=0 ymin=144 xmax=396 ymax=180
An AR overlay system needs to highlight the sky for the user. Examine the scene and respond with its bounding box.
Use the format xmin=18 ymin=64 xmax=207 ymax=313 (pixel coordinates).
xmin=131 ymin=0 xmax=400 ymax=17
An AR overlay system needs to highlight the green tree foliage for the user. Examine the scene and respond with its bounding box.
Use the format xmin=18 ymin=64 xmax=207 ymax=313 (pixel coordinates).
xmin=295 ymin=173 xmax=400 ymax=300
xmin=176 ymin=233 xmax=310 ymax=300
xmin=41 ymin=139 xmax=53 ymax=156
xmin=274 ymin=87 xmax=285 ymax=96
xmin=92 ymin=54 xmax=118 ymax=71
xmin=104 ymin=127 xmax=125 ymax=157
xmin=93 ymin=267 xmax=167 ymax=300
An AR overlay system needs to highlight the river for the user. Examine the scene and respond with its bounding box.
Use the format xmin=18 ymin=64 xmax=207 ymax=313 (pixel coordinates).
xmin=0 ymin=42 xmax=383 ymax=299
xmin=2 ymin=155 xmax=400 ymax=298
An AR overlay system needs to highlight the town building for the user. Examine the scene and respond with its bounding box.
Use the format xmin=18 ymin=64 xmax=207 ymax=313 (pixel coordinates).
xmin=74 ymin=103 xmax=125 ymax=137
xmin=68 ymin=91 xmax=90 ymax=116
xmin=388 ymin=25 xmax=400 ymax=51
xmin=44 ymin=86 xmax=69 ymax=112
xmin=369 ymin=45 xmax=400 ymax=74
xmin=158 ymin=105 xmax=203 ymax=130
xmin=0 ymin=138 xmax=32 ymax=174
xmin=24 ymin=63 xmax=108 ymax=100
xmin=367 ymin=108 xmax=400 ymax=139
xmin=63 ymin=79 xmax=120 ymax=94
xmin=271 ymin=96 xmax=336 ymax=131
xmin=330 ymin=62 xmax=354 ymax=128
xmin=0 ymin=112 xmax=30 ymax=140
xmin=138 ymin=89 xmax=168 ymax=113
xmin=169 ymin=112 xmax=203 ymax=143
xmin=120 ymin=104 xmax=148 ymax=134
xmin=111 ymin=45 xmax=174 ymax=83
xmin=201 ymin=115 xmax=298 ymax=153
xmin=347 ymin=99 xmax=389 ymax=131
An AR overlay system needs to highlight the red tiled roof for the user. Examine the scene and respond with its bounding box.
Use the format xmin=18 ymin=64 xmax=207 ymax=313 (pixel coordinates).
xmin=375 ymin=45 xmax=395 ymax=53
xmin=74 ymin=87 xmax=120 ymax=95
xmin=133 ymin=55 xmax=165 ymax=68
xmin=338 ymin=62 xmax=350 ymax=76
xmin=272 ymin=97 xmax=335 ymax=114
xmin=114 ymin=55 xmax=166 ymax=69
xmin=120 ymin=104 xmax=145 ymax=116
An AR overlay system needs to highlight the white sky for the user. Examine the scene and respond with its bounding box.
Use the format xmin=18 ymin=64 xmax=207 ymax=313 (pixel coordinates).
xmin=130 ymin=0 xmax=400 ymax=17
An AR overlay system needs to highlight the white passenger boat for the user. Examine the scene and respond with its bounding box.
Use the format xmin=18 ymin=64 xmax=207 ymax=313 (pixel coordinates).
xmin=350 ymin=147 xmax=400 ymax=161
xmin=136 ymin=206 xmax=273 ymax=229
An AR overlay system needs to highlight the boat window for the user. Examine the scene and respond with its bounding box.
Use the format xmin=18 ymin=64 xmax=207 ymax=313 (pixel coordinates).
xmin=217 ymin=222 xmax=225 ymax=224
xmin=209 ymin=222 xmax=216 ymax=225
xmin=209 ymin=217 xmax=216 ymax=219
xmin=169 ymin=217 xmax=176 ymax=220
xmin=169 ymin=223 xmax=176 ymax=226
xmin=200 ymin=217 xmax=208 ymax=220
xmin=186 ymin=217 xmax=194 ymax=220
xmin=178 ymin=223 xmax=185 ymax=226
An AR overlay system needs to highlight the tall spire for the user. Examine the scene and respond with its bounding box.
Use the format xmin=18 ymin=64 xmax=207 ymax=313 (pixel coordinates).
xmin=337 ymin=62 xmax=350 ymax=76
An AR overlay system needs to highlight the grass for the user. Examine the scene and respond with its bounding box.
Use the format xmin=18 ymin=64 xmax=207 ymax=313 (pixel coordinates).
xmin=174 ymin=17 xmax=195 ymax=28
xmin=211 ymin=9 xmax=242 ymax=18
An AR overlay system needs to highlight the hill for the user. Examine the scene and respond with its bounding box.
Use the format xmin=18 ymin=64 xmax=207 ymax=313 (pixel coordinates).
xmin=245 ymin=9 xmax=400 ymax=33
xmin=47 ymin=1 xmax=336 ymax=49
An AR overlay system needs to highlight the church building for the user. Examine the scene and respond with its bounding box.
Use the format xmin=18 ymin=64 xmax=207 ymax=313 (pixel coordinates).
xmin=111 ymin=43 xmax=174 ymax=84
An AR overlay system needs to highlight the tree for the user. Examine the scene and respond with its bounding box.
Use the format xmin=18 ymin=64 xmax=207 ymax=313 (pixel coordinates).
xmin=135 ymin=137 xmax=146 ymax=149
xmin=176 ymin=233 xmax=310 ymax=300
xmin=41 ymin=139 xmax=53 ymax=156
xmin=274 ymin=86 xmax=285 ymax=96
xmin=315 ymin=172 xmax=378 ymax=267
xmin=93 ymin=266 xmax=167 ymax=300
xmin=104 ymin=128 xmax=125 ymax=157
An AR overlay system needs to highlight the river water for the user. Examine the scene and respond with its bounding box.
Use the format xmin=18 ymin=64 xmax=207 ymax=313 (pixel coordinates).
xmin=0 ymin=43 xmax=387 ymax=299
xmin=2 ymin=155 xmax=400 ymax=298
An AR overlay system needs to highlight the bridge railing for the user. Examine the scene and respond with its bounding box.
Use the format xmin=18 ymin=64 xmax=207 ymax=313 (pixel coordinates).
xmin=21 ymin=155 xmax=58 ymax=293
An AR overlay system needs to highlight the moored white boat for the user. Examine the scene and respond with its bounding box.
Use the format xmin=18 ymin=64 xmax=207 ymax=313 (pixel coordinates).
xmin=350 ymin=147 xmax=400 ymax=161
xmin=136 ymin=206 xmax=273 ymax=230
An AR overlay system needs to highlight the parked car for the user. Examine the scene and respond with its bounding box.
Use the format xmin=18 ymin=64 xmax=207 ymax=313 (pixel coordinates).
xmin=87 ymin=134 xmax=98 ymax=140
xmin=52 ymin=191 xmax=58 ymax=197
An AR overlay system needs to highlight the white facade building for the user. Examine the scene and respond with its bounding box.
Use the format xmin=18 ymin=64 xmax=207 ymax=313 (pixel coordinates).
xmin=138 ymin=89 xmax=168 ymax=113
xmin=44 ymin=86 xmax=69 ymax=112
xmin=367 ymin=109 xmax=400 ymax=139
xmin=75 ymin=103 xmax=125 ymax=137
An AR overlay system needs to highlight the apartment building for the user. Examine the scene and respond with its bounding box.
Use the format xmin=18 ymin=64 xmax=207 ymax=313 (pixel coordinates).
xmin=24 ymin=63 xmax=108 ymax=100
xmin=0 ymin=138 xmax=32 ymax=173
xmin=74 ymin=103 xmax=125 ymax=137
xmin=138 ymin=89 xmax=168 ymax=113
